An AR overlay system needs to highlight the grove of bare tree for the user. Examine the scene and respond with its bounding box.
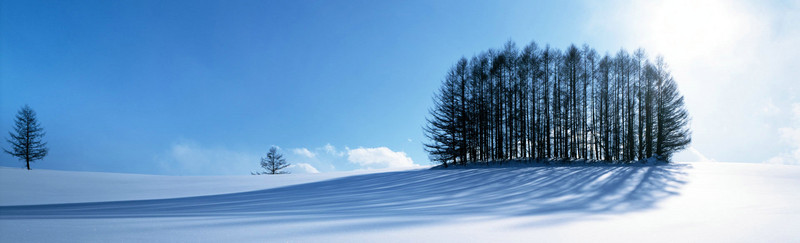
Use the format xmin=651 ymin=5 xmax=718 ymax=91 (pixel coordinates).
xmin=424 ymin=41 xmax=691 ymax=167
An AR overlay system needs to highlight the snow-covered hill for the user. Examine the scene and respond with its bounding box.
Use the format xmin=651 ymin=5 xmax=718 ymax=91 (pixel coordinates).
xmin=0 ymin=167 xmax=391 ymax=206
xmin=1 ymin=162 xmax=798 ymax=242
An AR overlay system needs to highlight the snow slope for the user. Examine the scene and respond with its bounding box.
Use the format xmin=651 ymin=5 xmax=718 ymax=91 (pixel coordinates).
xmin=1 ymin=162 xmax=798 ymax=242
xmin=0 ymin=167 xmax=391 ymax=206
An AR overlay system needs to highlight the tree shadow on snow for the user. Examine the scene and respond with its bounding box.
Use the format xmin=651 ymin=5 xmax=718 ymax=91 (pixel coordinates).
xmin=0 ymin=164 xmax=689 ymax=234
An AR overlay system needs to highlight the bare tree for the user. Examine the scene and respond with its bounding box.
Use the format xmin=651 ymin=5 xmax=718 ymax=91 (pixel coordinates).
xmin=654 ymin=57 xmax=692 ymax=160
xmin=4 ymin=105 xmax=48 ymax=170
xmin=424 ymin=65 xmax=462 ymax=167
xmin=424 ymin=40 xmax=691 ymax=165
xmin=253 ymin=146 xmax=290 ymax=175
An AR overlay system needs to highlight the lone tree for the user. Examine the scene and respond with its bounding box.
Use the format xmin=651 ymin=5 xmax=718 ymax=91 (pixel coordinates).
xmin=253 ymin=146 xmax=290 ymax=175
xmin=5 ymin=105 xmax=48 ymax=170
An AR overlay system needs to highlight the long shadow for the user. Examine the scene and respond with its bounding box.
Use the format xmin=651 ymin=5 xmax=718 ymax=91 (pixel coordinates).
xmin=0 ymin=164 xmax=689 ymax=230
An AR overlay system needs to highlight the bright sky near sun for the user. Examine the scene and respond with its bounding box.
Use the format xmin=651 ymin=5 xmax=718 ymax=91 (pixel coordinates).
xmin=1 ymin=0 xmax=798 ymax=175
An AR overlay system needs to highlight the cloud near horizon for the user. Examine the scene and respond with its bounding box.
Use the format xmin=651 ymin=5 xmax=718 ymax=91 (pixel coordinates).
xmin=283 ymin=144 xmax=418 ymax=172
xmin=766 ymin=103 xmax=800 ymax=165
xmin=287 ymin=163 xmax=320 ymax=174
xmin=323 ymin=143 xmax=345 ymax=157
xmin=155 ymin=139 xmax=420 ymax=175
xmin=156 ymin=140 xmax=259 ymax=176
xmin=292 ymin=148 xmax=316 ymax=158
xmin=346 ymin=147 xmax=417 ymax=169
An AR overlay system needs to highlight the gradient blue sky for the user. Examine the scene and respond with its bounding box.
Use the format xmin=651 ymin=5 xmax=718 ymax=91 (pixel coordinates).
xmin=2 ymin=0 xmax=799 ymax=175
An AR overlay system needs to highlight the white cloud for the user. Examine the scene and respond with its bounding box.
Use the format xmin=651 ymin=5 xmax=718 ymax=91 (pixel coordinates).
xmin=157 ymin=140 xmax=259 ymax=175
xmin=763 ymin=98 xmax=781 ymax=115
xmin=346 ymin=147 xmax=417 ymax=169
xmin=156 ymin=142 xmax=422 ymax=174
xmin=766 ymin=103 xmax=800 ymax=165
xmin=292 ymin=148 xmax=316 ymax=158
xmin=322 ymin=143 xmax=345 ymax=157
xmin=287 ymin=163 xmax=320 ymax=174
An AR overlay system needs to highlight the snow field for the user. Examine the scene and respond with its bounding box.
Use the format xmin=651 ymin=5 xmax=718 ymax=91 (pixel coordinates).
xmin=1 ymin=162 xmax=798 ymax=242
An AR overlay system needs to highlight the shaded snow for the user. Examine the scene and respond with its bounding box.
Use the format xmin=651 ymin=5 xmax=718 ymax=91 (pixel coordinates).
xmin=0 ymin=167 xmax=392 ymax=206
xmin=1 ymin=162 xmax=799 ymax=242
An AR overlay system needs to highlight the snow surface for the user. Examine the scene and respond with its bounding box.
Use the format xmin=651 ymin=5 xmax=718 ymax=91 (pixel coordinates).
xmin=0 ymin=167 xmax=393 ymax=206
xmin=1 ymin=162 xmax=799 ymax=242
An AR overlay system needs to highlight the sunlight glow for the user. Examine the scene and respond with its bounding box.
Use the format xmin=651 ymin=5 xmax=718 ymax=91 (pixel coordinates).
xmin=646 ymin=0 xmax=751 ymax=65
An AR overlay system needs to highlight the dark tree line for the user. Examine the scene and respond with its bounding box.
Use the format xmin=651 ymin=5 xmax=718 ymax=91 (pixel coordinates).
xmin=424 ymin=41 xmax=691 ymax=167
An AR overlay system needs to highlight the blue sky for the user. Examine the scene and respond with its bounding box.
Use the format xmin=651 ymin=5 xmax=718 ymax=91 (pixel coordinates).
xmin=2 ymin=0 xmax=799 ymax=175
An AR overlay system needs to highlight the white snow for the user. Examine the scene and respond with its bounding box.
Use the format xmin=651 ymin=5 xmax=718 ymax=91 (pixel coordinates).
xmin=1 ymin=162 xmax=799 ymax=242
xmin=0 ymin=167 xmax=406 ymax=206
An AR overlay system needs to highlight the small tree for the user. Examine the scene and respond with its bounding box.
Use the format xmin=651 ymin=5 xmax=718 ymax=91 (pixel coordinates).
xmin=4 ymin=105 xmax=48 ymax=170
xmin=252 ymin=146 xmax=290 ymax=175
